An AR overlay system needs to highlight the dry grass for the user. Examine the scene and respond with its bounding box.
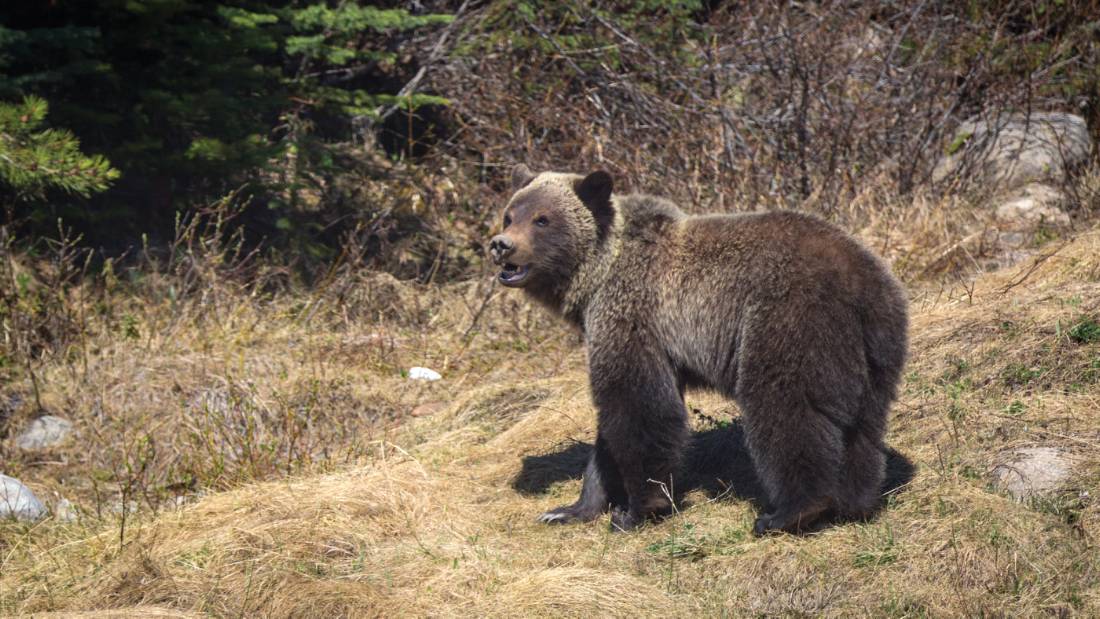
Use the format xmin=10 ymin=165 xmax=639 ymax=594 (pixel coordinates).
xmin=3 ymin=214 xmax=1100 ymax=617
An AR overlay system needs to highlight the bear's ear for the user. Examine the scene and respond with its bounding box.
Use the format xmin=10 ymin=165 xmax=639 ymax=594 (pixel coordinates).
xmin=574 ymin=170 xmax=614 ymax=240
xmin=511 ymin=164 xmax=536 ymax=191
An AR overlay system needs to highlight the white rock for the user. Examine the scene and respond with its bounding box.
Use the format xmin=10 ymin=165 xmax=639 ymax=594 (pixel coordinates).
xmin=994 ymin=183 xmax=1071 ymax=227
xmin=15 ymin=415 xmax=73 ymax=451
xmin=990 ymin=446 xmax=1074 ymax=501
xmin=0 ymin=474 xmax=46 ymax=521
xmin=408 ymin=366 xmax=442 ymax=381
xmin=934 ymin=112 xmax=1092 ymax=191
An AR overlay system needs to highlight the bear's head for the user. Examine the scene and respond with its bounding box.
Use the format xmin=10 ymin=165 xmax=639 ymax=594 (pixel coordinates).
xmin=488 ymin=165 xmax=614 ymax=300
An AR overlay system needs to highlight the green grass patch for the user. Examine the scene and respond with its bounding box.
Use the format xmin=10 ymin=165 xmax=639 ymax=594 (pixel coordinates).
xmin=1068 ymin=316 xmax=1100 ymax=344
xmin=854 ymin=524 xmax=899 ymax=568
xmin=1002 ymin=363 xmax=1042 ymax=387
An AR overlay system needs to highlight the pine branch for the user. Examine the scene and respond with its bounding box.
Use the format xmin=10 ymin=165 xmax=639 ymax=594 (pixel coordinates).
xmin=0 ymin=96 xmax=119 ymax=199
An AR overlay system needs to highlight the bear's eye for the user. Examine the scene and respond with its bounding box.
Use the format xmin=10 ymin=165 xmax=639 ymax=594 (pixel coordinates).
xmin=503 ymin=214 xmax=512 ymax=228
xmin=535 ymin=216 xmax=549 ymax=227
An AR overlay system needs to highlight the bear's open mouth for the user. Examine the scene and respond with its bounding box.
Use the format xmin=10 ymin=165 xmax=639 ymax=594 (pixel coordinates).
xmin=499 ymin=262 xmax=530 ymax=286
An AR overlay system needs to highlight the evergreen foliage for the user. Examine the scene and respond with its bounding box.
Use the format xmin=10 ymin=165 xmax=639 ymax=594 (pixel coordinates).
xmin=0 ymin=1 xmax=454 ymax=244
xmin=0 ymin=0 xmax=1096 ymax=269
xmin=0 ymin=96 xmax=118 ymax=200
xmin=286 ymin=4 xmax=453 ymax=118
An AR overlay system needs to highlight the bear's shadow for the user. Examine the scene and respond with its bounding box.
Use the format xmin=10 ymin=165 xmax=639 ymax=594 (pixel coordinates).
xmin=512 ymin=420 xmax=915 ymax=523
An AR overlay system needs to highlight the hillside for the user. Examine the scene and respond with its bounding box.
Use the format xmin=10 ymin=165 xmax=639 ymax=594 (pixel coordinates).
xmin=2 ymin=221 xmax=1099 ymax=617
xmin=4 ymin=1 xmax=1100 ymax=616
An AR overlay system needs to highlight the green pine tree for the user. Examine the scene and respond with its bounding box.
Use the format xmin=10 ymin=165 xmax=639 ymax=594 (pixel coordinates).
xmin=0 ymin=1 xmax=456 ymax=246
xmin=285 ymin=4 xmax=453 ymax=118
xmin=0 ymin=96 xmax=118 ymax=200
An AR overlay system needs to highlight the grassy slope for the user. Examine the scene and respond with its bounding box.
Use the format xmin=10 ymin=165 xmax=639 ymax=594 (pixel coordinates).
xmin=2 ymin=227 xmax=1100 ymax=618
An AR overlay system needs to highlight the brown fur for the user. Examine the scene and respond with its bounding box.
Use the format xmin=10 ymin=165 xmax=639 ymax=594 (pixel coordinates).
xmin=489 ymin=165 xmax=909 ymax=534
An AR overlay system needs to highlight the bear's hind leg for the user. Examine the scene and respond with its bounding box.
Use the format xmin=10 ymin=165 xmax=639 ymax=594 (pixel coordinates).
xmin=741 ymin=395 xmax=844 ymax=536
xmin=836 ymin=425 xmax=887 ymax=522
xmin=752 ymin=497 xmax=833 ymax=536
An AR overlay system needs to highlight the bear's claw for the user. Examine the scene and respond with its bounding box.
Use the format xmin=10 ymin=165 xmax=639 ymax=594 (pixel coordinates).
xmin=536 ymin=510 xmax=571 ymax=524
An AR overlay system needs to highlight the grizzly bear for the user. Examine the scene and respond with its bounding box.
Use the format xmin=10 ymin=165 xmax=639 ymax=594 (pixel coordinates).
xmin=489 ymin=165 xmax=908 ymax=534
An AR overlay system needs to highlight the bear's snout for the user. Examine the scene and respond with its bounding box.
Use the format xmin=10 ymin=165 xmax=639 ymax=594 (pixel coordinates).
xmin=488 ymin=234 xmax=515 ymax=264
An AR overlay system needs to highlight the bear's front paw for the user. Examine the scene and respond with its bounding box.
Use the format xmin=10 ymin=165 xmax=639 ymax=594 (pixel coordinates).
xmin=536 ymin=508 xmax=574 ymax=525
xmin=609 ymin=507 xmax=642 ymax=532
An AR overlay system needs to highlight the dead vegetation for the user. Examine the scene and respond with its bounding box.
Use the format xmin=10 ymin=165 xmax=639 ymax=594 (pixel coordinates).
xmin=439 ymin=0 xmax=1100 ymax=214
xmin=3 ymin=1 xmax=1100 ymax=615
xmin=2 ymin=211 xmax=1099 ymax=616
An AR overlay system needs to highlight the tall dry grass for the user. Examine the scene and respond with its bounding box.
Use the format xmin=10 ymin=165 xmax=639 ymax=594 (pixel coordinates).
xmin=0 ymin=199 xmax=571 ymax=528
xmin=2 ymin=200 xmax=1099 ymax=616
xmin=3 ymin=1 xmax=1099 ymax=615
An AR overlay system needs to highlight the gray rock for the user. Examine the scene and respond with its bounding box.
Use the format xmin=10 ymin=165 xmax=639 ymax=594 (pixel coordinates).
xmin=15 ymin=415 xmax=73 ymax=451
xmin=0 ymin=474 xmax=46 ymax=521
xmin=110 ymin=499 xmax=140 ymax=517
xmin=188 ymin=388 xmax=232 ymax=417
xmin=53 ymin=498 xmax=79 ymax=522
xmin=934 ymin=112 xmax=1092 ymax=191
xmin=990 ymin=446 xmax=1074 ymax=501
xmin=994 ymin=183 xmax=1071 ymax=227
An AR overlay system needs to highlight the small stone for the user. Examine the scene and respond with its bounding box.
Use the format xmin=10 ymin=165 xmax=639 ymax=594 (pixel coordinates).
xmin=15 ymin=415 xmax=73 ymax=451
xmin=188 ymin=389 xmax=231 ymax=416
xmin=982 ymin=248 xmax=1032 ymax=271
xmin=994 ymin=183 xmax=1071 ymax=227
xmin=53 ymin=498 xmax=78 ymax=522
xmin=997 ymin=231 xmax=1030 ymax=248
xmin=409 ymin=367 xmax=442 ymax=381
xmin=990 ymin=446 xmax=1074 ymax=501
xmin=0 ymin=474 xmax=46 ymax=521
xmin=110 ymin=500 xmax=140 ymax=516
xmin=411 ymin=401 xmax=446 ymax=417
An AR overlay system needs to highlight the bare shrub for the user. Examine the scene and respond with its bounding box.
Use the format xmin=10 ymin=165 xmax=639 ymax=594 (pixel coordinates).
xmin=433 ymin=0 xmax=1098 ymax=222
